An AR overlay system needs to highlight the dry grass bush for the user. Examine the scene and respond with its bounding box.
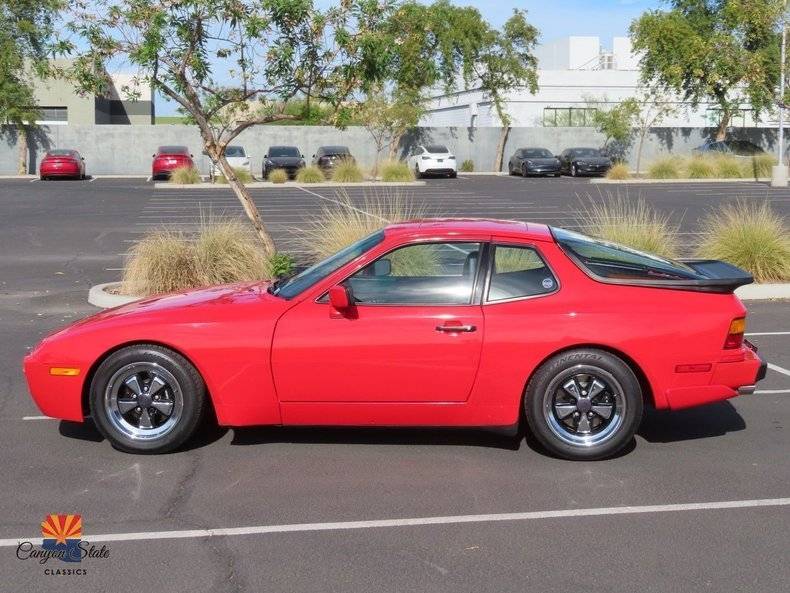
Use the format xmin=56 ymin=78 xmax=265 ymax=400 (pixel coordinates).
xmin=647 ymin=158 xmax=681 ymax=180
xmin=267 ymin=168 xmax=289 ymax=184
xmin=121 ymin=230 xmax=200 ymax=296
xmin=712 ymin=154 xmax=744 ymax=179
xmin=578 ymin=191 xmax=680 ymax=258
xmin=380 ymin=160 xmax=415 ymax=182
xmin=296 ymin=166 xmax=325 ymax=183
xmin=214 ymin=167 xmax=253 ymax=184
xmin=685 ymin=156 xmax=716 ymax=179
xmin=192 ymin=219 xmax=270 ymax=286
xmin=697 ymin=201 xmax=790 ymax=282
xmin=169 ymin=166 xmax=201 ymax=184
xmin=330 ymin=159 xmax=365 ymax=183
xmin=605 ymin=163 xmax=630 ymax=180
xmin=301 ymin=188 xmax=429 ymax=262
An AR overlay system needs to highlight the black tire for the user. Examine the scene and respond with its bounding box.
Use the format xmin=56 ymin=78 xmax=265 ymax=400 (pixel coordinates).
xmin=553 ymin=172 xmax=561 ymax=177
xmin=449 ymin=171 xmax=457 ymax=178
xmin=524 ymin=349 xmax=643 ymax=461
xmin=508 ymin=163 xmax=515 ymax=175
xmin=415 ymin=165 xmax=422 ymax=179
xmin=521 ymin=164 xmax=529 ymax=177
xmin=89 ymin=344 xmax=207 ymax=454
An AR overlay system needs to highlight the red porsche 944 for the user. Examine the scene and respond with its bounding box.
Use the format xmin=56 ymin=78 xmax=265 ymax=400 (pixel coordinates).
xmin=24 ymin=220 xmax=765 ymax=460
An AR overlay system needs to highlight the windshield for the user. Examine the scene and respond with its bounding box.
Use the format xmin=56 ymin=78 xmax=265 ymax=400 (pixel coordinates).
xmin=158 ymin=146 xmax=189 ymax=155
xmin=225 ymin=146 xmax=246 ymax=157
xmin=275 ymin=231 xmax=385 ymax=299
xmin=269 ymin=146 xmax=300 ymax=157
xmin=571 ymin=148 xmax=602 ymax=158
xmin=552 ymin=227 xmax=701 ymax=281
xmin=524 ymin=148 xmax=553 ymax=158
xmin=426 ymin=145 xmax=449 ymax=154
xmin=48 ymin=149 xmax=74 ymax=156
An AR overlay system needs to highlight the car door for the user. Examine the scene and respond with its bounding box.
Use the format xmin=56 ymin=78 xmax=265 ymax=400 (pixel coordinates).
xmin=271 ymin=241 xmax=486 ymax=403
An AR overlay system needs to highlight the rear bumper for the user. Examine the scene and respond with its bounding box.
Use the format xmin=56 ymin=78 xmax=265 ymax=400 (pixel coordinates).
xmin=664 ymin=347 xmax=765 ymax=410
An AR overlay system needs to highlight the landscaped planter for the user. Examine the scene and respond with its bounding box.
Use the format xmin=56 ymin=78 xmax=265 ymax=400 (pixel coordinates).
xmin=156 ymin=180 xmax=428 ymax=189
xmin=591 ymin=177 xmax=771 ymax=184
xmin=88 ymin=282 xmax=140 ymax=308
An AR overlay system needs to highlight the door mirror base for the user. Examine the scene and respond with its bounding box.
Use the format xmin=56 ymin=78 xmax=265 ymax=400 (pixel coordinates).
xmin=328 ymin=285 xmax=353 ymax=312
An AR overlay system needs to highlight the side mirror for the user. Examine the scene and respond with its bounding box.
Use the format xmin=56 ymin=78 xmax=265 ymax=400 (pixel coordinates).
xmin=328 ymin=285 xmax=353 ymax=310
xmin=372 ymin=259 xmax=391 ymax=276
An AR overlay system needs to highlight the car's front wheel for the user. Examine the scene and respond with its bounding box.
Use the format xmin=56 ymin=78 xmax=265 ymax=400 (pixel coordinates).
xmin=570 ymin=163 xmax=578 ymax=177
xmin=524 ymin=349 xmax=643 ymax=460
xmin=90 ymin=345 xmax=207 ymax=454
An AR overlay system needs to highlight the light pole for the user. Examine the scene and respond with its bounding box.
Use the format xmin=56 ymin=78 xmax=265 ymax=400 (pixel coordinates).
xmin=773 ymin=0 xmax=788 ymax=187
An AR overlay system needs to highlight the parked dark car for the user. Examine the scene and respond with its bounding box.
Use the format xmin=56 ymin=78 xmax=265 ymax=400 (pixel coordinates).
xmin=558 ymin=148 xmax=612 ymax=177
xmin=39 ymin=149 xmax=86 ymax=180
xmin=693 ymin=140 xmax=766 ymax=157
xmin=312 ymin=146 xmax=355 ymax=173
xmin=508 ymin=147 xmax=561 ymax=177
xmin=262 ymin=146 xmax=305 ymax=179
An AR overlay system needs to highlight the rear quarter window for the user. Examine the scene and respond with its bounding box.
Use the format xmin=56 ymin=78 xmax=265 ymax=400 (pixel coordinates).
xmin=551 ymin=227 xmax=701 ymax=281
xmin=487 ymin=245 xmax=558 ymax=301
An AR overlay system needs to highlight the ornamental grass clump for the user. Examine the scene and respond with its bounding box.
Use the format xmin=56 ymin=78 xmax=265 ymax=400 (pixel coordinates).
xmin=697 ymin=201 xmax=790 ymax=282
xmin=685 ymin=156 xmax=716 ymax=179
xmin=605 ymin=163 xmax=630 ymax=180
xmin=742 ymin=153 xmax=776 ymax=179
xmin=578 ymin=192 xmax=679 ymax=258
xmin=460 ymin=159 xmax=474 ymax=172
xmin=380 ymin=160 xmax=415 ymax=182
xmin=647 ymin=158 xmax=681 ymax=179
xmin=712 ymin=154 xmax=743 ymax=179
xmin=169 ymin=166 xmax=201 ymax=184
xmin=121 ymin=219 xmax=290 ymax=297
xmin=296 ymin=165 xmax=325 ymax=183
xmin=214 ymin=167 xmax=253 ymax=184
xmin=267 ymin=168 xmax=289 ymax=184
xmin=331 ymin=159 xmax=364 ymax=183
xmin=301 ymin=188 xmax=428 ymax=261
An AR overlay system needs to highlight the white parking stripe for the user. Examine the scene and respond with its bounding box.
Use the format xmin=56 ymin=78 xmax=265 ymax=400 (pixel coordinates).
xmin=1 ymin=497 xmax=787 ymax=547
xmin=756 ymin=389 xmax=790 ymax=394
xmin=22 ymin=416 xmax=54 ymax=421
xmin=768 ymin=363 xmax=790 ymax=378
xmin=746 ymin=332 xmax=790 ymax=336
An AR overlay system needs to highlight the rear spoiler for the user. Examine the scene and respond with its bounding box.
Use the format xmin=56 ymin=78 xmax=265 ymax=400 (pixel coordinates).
xmin=674 ymin=259 xmax=754 ymax=293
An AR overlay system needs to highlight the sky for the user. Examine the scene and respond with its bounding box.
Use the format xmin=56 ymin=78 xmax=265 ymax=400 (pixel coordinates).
xmin=156 ymin=0 xmax=663 ymax=116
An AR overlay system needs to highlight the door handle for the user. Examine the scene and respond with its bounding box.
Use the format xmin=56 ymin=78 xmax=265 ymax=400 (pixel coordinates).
xmin=436 ymin=324 xmax=477 ymax=333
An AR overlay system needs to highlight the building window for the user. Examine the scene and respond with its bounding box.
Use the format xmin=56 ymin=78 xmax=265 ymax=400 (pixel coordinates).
xmin=543 ymin=107 xmax=597 ymax=127
xmin=36 ymin=106 xmax=68 ymax=123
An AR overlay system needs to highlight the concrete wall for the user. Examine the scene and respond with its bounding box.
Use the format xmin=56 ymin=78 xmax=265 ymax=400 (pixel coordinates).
xmin=0 ymin=124 xmax=782 ymax=175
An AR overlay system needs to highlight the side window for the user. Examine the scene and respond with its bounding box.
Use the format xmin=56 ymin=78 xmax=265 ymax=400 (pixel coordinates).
xmin=487 ymin=245 xmax=557 ymax=302
xmin=346 ymin=242 xmax=482 ymax=305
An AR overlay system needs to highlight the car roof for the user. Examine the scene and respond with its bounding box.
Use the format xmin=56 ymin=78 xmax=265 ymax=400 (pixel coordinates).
xmin=383 ymin=218 xmax=554 ymax=242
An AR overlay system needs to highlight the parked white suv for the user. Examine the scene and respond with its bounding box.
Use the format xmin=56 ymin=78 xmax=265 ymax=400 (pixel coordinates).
xmin=212 ymin=145 xmax=251 ymax=178
xmin=408 ymin=144 xmax=457 ymax=178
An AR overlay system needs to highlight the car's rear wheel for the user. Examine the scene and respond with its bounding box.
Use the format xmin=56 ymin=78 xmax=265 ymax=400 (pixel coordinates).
xmin=524 ymin=349 xmax=643 ymax=460
xmin=89 ymin=345 xmax=206 ymax=454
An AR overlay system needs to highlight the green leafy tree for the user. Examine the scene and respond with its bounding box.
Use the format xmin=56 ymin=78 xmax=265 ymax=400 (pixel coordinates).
xmin=586 ymin=96 xmax=640 ymax=149
xmin=377 ymin=2 xmax=539 ymax=170
xmin=631 ymin=0 xmax=783 ymax=142
xmin=65 ymin=0 xmax=394 ymax=252
xmin=0 ymin=0 xmax=63 ymax=174
xmin=630 ymin=89 xmax=678 ymax=175
xmin=357 ymin=88 xmax=425 ymax=172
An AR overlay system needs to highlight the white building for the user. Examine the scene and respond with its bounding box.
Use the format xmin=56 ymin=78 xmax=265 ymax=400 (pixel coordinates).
xmin=421 ymin=36 xmax=776 ymax=129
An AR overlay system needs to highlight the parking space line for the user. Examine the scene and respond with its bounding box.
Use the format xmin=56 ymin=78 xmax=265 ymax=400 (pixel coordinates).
xmin=1 ymin=497 xmax=788 ymax=547
xmin=746 ymin=332 xmax=790 ymax=336
xmin=767 ymin=363 xmax=790 ymax=378
xmin=756 ymin=389 xmax=790 ymax=394
xmin=22 ymin=416 xmax=54 ymax=421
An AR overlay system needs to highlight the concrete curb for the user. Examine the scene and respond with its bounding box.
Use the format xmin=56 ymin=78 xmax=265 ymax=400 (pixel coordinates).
xmin=591 ymin=177 xmax=771 ymax=184
xmin=88 ymin=282 xmax=139 ymax=309
xmin=458 ymin=172 xmax=508 ymax=176
xmin=735 ymin=283 xmax=790 ymax=301
xmin=155 ymin=180 xmax=429 ymax=189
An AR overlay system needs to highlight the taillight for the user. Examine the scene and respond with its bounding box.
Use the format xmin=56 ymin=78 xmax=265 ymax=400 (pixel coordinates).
xmin=724 ymin=317 xmax=746 ymax=349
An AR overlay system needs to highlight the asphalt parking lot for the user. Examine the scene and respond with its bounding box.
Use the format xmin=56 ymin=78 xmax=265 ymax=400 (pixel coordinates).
xmin=1 ymin=175 xmax=789 ymax=592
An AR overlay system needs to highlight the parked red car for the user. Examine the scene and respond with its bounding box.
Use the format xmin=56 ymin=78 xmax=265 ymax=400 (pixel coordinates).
xmin=151 ymin=146 xmax=194 ymax=179
xmin=24 ymin=220 xmax=765 ymax=460
xmin=39 ymin=149 xmax=86 ymax=180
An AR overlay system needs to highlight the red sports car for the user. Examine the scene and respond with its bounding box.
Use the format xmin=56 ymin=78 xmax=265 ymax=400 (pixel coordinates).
xmin=39 ymin=149 xmax=86 ymax=180
xmin=24 ymin=220 xmax=766 ymax=460
xmin=151 ymin=145 xmax=194 ymax=179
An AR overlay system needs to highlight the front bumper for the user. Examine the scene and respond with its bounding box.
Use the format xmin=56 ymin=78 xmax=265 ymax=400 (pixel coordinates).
xmin=525 ymin=165 xmax=560 ymax=175
xmin=23 ymin=349 xmax=86 ymax=422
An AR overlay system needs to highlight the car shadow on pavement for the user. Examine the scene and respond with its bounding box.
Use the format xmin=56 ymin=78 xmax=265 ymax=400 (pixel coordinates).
xmin=230 ymin=425 xmax=523 ymax=451
xmin=638 ymin=401 xmax=745 ymax=443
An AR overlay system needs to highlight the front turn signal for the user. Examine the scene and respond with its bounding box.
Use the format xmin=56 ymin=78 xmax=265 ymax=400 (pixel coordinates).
xmin=49 ymin=367 xmax=80 ymax=377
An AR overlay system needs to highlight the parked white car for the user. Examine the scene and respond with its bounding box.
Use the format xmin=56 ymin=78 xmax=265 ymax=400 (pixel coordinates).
xmin=407 ymin=144 xmax=457 ymax=178
xmin=212 ymin=145 xmax=251 ymax=177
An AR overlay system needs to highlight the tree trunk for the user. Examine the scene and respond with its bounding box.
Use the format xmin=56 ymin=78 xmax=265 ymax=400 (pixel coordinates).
xmin=18 ymin=126 xmax=28 ymax=175
xmin=715 ymin=110 xmax=730 ymax=142
xmin=388 ymin=131 xmax=404 ymax=161
xmin=494 ymin=126 xmax=510 ymax=172
xmin=214 ymin=152 xmax=276 ymax=254
xmin=635 ymin=129 xmax=647 ymax=176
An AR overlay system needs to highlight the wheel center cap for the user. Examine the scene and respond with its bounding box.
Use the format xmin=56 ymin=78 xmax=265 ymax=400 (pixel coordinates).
xmin=577 ymin=398 xmax=592 ymax=413
xmin=137 ymin=393 xmax=152 ymax=407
